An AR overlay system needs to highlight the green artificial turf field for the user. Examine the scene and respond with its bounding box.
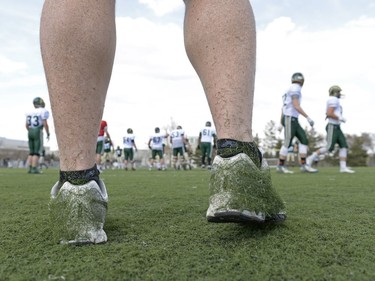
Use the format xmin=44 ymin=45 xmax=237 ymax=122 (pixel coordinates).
xmin=1 ymin=167 xmax=374 ymax=281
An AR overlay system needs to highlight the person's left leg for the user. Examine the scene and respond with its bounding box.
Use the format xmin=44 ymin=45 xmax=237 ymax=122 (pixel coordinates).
xmin=337 ymin=130 xmax=355 ymax=173
xmin=184 ymin=0 xmax=285 ymax=223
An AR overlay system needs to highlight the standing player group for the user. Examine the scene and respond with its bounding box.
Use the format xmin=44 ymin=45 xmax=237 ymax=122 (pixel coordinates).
xmin=92 ymin=122 xmax=217 ymax=171
xmin=86 ymin=120 xmax=216 ymax=171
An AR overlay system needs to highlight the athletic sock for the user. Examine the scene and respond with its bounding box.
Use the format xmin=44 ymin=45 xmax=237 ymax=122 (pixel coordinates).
xmin=59 ymin=165 xmax=100 ymax=185
xmin=216 ymin=139 xmax=262 ymax=168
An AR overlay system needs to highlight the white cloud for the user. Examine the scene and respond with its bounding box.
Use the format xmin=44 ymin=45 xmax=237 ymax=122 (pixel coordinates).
xmin=263 ymin=16 xmax=297 ymax=35
xmin=1 ymin=2 xmax=374 ymax=153
xmin=254 ymin=16 xmax=375 ymax=139
xmin=138 ymin=0 xmax=184 ymax=17
xmin=0 ymin=56 xmax=28 ymax=74
xmin=347 ymin=15 xmax=375 ymax=27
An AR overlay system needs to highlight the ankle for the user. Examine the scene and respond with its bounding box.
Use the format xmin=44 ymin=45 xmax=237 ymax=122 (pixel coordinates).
xmin=216 ymin=139 xmax=262 ymax=168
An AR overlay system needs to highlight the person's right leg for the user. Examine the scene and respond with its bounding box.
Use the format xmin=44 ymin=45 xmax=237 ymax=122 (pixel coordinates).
xmin=184 ymin=0 xmax=285 ymax=223
xmin=40 ymin=0 xmax=116 ymax=244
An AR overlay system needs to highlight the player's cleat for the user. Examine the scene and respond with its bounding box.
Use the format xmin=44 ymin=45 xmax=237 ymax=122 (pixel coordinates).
xmin=276 ymin=165 xmax=294 ymax=174
xmin=340 ymin=167 xmax=355 ymax=174
xmin=301 ymin=164 xmax=318 ymax=173
xmin=206 ymin=139 xmax=286 ymax=224
xmin=30 ymin=167 xmax=42 ymax=174
xmin=208 ymin=208 xmax=265 ymax=223
xmin=49 ymin=179 xmax=108 ymax=245
xmin=207 ymin=209 xmax=287 ymax=223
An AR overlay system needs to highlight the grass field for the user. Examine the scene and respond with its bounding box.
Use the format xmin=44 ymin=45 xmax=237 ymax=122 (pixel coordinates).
xmin=1 ymin=166 xmax=375 ymax=281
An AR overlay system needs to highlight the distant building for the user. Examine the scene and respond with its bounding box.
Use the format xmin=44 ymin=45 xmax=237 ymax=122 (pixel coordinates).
xmin=0 ymin=137 xmax=52 ymax=163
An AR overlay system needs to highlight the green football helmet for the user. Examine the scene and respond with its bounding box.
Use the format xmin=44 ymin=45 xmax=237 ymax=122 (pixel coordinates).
xmin=329 ymin=85 xmax=342 ymax=98
xmin=33 ymin=97 xmax=44 ymax=108
xmin=205 ymin=121 xmax=211 ymax=127
xmin=127 ymin=128 xmax=133 ymax=134
xmin=291 ymin=72 xmax=304 ymax=86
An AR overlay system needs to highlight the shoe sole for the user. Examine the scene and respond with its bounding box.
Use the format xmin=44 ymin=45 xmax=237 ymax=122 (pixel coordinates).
xmin=207 ymin=211 xmax=287 ymax=224
xmin=265 ymin=213 xmax=287 ymax=223
xmin=207 ymin=210 xmax=265 ymax=223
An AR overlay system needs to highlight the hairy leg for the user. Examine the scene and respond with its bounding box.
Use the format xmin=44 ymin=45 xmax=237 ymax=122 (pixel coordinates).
xmin=40 ymin=0 xmax=116 ymax=171
xmin=184 ymin=0 xmax=256 ymax=142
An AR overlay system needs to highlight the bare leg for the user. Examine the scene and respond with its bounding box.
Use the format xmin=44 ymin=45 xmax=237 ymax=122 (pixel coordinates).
xmin=40 ymin=0 xmax=116 ymax=171
xmin=184 ymin=1 xmax=285 ymax=223
xmin=41 ymin=0 xmax=115 ymax=245
xmin=184 ymin=0 xmax=256 ymax=142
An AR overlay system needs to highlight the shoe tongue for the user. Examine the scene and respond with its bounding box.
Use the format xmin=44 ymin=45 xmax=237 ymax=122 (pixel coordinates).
xmin=216 ymin=139 xmax=262 ymax=168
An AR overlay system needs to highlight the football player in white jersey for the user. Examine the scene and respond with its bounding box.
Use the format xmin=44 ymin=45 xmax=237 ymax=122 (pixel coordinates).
xmin=148 ymin=127 xmax=169 ymax=171
xmin=277 ymin=73 xmax=317 ymax=174
xmin=114 ymin=145 xmax=123 ymax=169
xmin=123 ymin=128 xmax=138 ymax=171
xmin=26 ymin=97 xmax=50 ymax=174
xmin=39 ymin=99 xmax=51 ymax=169
xmin=170 ymin=125 xmax=189 ymax=170
xmin=102 ymin=137 xmax=113 ymax=169
xmin=198 ymin=121 xmax=217 ymax=169
xmin=306 ymin=86 xmax=355 ymax=173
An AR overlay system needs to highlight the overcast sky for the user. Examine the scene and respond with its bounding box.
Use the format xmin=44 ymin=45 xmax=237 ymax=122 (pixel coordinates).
xmin=1 ymin=0 xmax=374 ymax=150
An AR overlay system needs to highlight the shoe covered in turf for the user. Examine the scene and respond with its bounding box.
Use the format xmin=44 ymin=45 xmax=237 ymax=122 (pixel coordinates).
xmin=49 ymin=179 xmax=108 ymax=245
xmin=206 ymin=139 xmax=286 ymax=223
